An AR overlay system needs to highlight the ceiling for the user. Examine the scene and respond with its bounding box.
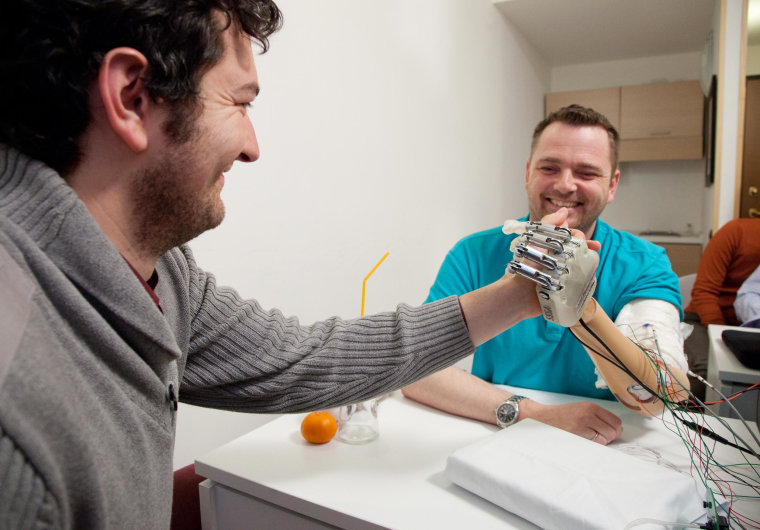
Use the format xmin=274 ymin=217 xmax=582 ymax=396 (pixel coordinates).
xmin=493 ymin=0 xmax=716 ymax=67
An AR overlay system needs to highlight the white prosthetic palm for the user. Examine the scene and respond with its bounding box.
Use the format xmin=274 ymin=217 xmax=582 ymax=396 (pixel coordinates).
xmin=503 ymin=219 xmax=690 ymax=413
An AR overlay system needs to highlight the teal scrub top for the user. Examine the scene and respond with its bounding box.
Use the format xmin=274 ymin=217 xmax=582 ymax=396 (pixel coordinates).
xmin=425 ymin=217 xmax=682 ymax=399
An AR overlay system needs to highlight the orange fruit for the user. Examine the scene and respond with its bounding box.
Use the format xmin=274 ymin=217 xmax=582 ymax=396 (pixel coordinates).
xmin=300 ymin=411 xmax=338 ymax=444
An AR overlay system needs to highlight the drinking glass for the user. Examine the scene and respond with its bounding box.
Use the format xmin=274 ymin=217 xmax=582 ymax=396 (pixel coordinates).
xmin=337 ymin=398 xmax=380 ymax=444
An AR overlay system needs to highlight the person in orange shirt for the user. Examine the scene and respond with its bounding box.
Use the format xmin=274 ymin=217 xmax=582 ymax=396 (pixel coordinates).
xmin=684 ymin=218 xmax=760 ymax=399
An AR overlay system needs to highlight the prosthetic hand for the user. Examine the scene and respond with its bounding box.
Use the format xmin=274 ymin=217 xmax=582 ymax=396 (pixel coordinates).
xmin=504 ymin=219 xmax=689 ymax=414
xmin=503 ymin=219 xmax=598 ymax=327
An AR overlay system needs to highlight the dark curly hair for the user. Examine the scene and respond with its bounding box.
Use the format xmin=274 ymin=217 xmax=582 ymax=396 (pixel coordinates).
xmin=532 ymin=104 xmax=620 ymax=171
xmin=0 ymin=0 xmax=282 ymax=176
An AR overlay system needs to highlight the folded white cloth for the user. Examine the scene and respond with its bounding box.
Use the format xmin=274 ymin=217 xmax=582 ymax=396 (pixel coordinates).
xmin=445 ymin=419 xmax=706 ymax=530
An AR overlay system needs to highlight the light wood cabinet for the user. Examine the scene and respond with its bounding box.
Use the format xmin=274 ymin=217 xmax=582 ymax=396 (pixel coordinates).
xmin=619 ymin=80 xmax=704 ymax=161
xmin=657 ymin=242 xmax=703 ymax=276
xmin=545 ymin=80 xmax=704 ymax=162
xmin=544 ymin=87 xmax=621 ymax=131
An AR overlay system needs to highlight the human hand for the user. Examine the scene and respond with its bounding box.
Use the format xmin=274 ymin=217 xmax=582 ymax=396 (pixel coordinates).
xmin=539 ymin=207 xmax=600 ymax=251
xmin=519 ymin=399 xmax=623 ymax=445
xmin=538 ymin=207 xmax=570 ymax=228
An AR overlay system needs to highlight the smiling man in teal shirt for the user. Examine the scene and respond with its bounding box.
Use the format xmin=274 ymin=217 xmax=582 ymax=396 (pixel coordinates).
xmin=423 ymin=216 xmax=681 ymax=399
xmin=403 ymin=105 xmax=687 ymax=445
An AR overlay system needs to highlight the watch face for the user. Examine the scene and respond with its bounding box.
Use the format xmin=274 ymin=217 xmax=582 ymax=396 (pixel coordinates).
xmin=497 ymin=402 xmax=517 ymax=426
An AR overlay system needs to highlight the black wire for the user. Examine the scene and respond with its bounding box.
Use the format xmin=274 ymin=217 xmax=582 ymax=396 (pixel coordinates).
xmin=670 ymin=409 xmax=760 ymax=500
xmin=569 ymin=330 xmax=627 ymax=372
xmin=573 ymin=318 xmax=666 ymax=403
xmin=681 ymin=419 xmax=760 ymax=458
xmin=570 ymin=323 xmax=630 ymax=373
xmin=675 ymin=385 xmax=760 ymax=413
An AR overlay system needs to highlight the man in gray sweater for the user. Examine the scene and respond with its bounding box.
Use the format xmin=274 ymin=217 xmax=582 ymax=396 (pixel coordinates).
xmin=0 ymin=1 xmax=587 ymax=528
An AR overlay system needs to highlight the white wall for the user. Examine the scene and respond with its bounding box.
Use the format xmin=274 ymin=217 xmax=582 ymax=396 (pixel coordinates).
xmin=173 ymin=0 xmax=549 ymax=470
xmin=603 ymin=159 xmax=707 ymax=235
xmin=550 ymin=52 xmax=703 ymax=90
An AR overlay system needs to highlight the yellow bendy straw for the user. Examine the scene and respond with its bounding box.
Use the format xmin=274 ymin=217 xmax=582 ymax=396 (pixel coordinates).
xmin=361 ymin=252 xmax=389 ymax=316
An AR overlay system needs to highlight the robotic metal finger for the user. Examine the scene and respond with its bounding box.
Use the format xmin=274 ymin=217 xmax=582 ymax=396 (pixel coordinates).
xmin=503 ymin=219 xmax=598 ymax=327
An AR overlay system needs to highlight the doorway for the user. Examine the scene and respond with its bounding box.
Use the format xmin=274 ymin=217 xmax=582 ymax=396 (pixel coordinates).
xmin=740 ymin=75 xmax=760 ymax=218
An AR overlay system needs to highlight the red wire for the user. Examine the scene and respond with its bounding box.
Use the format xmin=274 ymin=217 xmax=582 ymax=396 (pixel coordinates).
xmin=703 ymin=381 xmax=760 ymax=405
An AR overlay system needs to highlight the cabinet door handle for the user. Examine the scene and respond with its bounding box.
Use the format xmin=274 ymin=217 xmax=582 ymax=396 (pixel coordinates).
xmin=649 ymin=131 xmax=672 ymax=137
xmin=749 ymin=186 xmax=758 ymax=197
xmin=750 ymin=208 xmax=760 ymax=218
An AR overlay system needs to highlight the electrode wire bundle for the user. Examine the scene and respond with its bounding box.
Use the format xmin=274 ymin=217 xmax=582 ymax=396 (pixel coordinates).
xmin=570 ymin=319 xmax=760 ymax=529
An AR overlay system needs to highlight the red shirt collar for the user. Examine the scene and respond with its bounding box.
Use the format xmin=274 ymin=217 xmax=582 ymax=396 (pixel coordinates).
xmin=122 ymin=257 xmax=162 ymax=312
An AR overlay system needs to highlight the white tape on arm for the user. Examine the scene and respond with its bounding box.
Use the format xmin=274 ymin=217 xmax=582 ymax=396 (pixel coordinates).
xmin=614 ymin=298 xmax=688 ymax=373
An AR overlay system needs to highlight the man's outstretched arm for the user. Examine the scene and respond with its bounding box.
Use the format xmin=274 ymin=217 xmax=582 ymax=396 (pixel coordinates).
xmin=401 ymin=366 xmax=623 ymax=444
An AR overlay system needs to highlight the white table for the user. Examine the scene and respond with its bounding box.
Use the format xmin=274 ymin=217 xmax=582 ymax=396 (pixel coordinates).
xmin=196 ymin=387 xmax=760 ymax=530
xmin=706 ymin=324 xmax=760 ymax=420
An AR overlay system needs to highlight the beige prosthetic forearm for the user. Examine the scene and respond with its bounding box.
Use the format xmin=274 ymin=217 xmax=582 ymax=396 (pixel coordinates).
xmin=570 ymin=299 xmax=690 ymax=415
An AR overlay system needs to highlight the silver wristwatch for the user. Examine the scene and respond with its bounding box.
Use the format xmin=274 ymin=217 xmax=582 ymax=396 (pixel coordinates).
xmin=495 ymin=395 xmax=528 ymax=428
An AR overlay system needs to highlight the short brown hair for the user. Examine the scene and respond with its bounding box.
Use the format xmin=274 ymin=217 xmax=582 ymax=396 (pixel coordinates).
xmin=531 ymin=104 xmax=620 ymax=171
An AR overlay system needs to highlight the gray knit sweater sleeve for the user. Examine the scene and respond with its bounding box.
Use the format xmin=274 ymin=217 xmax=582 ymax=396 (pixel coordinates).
xmin=0 ymin=429 xmax=59 ymax=530
xmin=161 ymin=245 xmax=475 ymax=413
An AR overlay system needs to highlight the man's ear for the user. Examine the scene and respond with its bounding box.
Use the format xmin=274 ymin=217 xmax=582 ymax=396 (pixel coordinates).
xmin=97 ymin=48 xmax=152 ymax=152
xmin=606 ymin=168 xmax=621 ymax=204
xmin=524 ymin=158 xmax=531 ymax=189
